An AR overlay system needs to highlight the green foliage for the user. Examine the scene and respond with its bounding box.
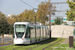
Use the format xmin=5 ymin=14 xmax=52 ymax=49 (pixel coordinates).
xmin=7 ymin=15 xmax=14 ymax=34
xmin=0 ymin=13 xmax=9 ymax=35
xmin=0 ymin=38 xmax=65 ymax=50
xmin=73 ymin=0 xmax=75 ymax=2
xmin=14 ymin=10 xmax=35 ymax=23
xmin=66 ymin=0 xmax=75 ymax=21
xmin=74 ymin=18 xmax=75 ymax=22
xmin=12 ymin=0 xmax=55 ymax=25
xmin=52 ymin=22 xmax=55 ymax=25
xmin=54 ymin=17 xmax=63 ymax=25
xmin=9 ymin=24 xmax=13 ymax=34
xmin=37 ymin=0 xmax=56 ymax=24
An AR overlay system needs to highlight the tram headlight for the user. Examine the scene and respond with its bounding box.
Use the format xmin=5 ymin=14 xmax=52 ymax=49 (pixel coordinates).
xmin=22 ymin=38 xmax=23 ymax=40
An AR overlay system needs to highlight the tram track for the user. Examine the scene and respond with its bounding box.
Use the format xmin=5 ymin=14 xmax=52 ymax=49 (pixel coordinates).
xmin=0 ymin=44 xmax=24 ymax=50
xmin=0 ymin=38 xmax=62 ymax=50
xmin=42 ymin=39 xmax=62 ymax=50
xmin=12 ymin=44 xmax=37 ymax=50
xmin=13 ymin=46 xmax=23 ymax=50
xmin=12 ymin=42 xmax=44 ymax=50
xmin=12 ymin=44 xmax=32 ymax=50
xmin=29 ymin=42 xmax=44 ymax=50
xmin=29 ymin=38 xmax=62 ymax=50
xmin=12 ymin=39 xmax=49 ymax=50
xmin=11 ymin=39 xmax=49 ymax=50
xmin=28 ymin=38 xmax=56 ymax=50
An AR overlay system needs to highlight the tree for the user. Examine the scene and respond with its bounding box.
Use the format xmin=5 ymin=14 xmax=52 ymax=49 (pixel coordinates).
xmin=54 ymin=17 xmax=63 ymax=25
xmin=17 ymin=9 xmax=35 ymax=23
xmin=37 ymin=1 xmax=49 ymax=24
xmin=37 ymin=0 xmax=56 ymax=24
xmin=66 ymin=0 xmax=75 ymax=21
xmin=7 ymin=15 xmax=15 ymax=42
xmin=0 ymin=13 xmax=9 ymax=43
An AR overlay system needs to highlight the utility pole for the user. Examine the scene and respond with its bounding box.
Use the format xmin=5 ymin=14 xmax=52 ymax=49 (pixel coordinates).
xmin=33 ymin=8 xmax=39 ymax=42
xmin=49 ymin=2 xmax=67 ymax=39
xmin=49 ymin=4 xmax=52 ymax=39
xmin=33 ymin=8 xmax=36 ymax=41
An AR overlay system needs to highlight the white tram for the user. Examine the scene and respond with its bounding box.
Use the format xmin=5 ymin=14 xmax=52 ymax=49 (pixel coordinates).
xmin=13 ymin=22 xmax=49 ymax=44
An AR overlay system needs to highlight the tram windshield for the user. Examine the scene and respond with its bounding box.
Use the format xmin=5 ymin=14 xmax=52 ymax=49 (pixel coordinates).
xmin=15 ymin=25 xmax=26 ymax=38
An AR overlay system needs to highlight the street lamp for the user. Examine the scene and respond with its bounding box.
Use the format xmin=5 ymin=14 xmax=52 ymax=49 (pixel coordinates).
xmin=33 ymin=8 xmax=39 ymax=42
xmin=33 ymin=8 xmax=39 ymax=24
xmin=33 ymin=8 xmax=36 ymax=41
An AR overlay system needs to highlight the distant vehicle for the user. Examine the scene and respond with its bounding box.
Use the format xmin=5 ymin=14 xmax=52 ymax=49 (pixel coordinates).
xmin=13 ymin=22 xmax=49 ymax=44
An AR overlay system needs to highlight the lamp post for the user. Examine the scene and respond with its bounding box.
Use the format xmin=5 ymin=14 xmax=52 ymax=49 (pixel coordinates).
xmin=33 ymin=8 xmax=39 ymax=42
xmin=33 ymin=8 xmax=36 ymax=41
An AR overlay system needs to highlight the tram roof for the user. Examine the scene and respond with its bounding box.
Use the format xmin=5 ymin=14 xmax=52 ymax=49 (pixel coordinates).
xmin=14 ymin=22 xmax=30 ymax=25
xmin=14 ymin=22 xmax=48 ymax=28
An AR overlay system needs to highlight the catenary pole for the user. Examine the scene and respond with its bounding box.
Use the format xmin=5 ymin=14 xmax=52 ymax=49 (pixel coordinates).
xmin=49 ymin=1 xmax=67 ymax=39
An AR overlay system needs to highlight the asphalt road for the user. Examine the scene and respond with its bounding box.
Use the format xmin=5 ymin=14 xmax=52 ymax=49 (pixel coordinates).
xmin=0 ymin=37 xmax=12 ymax=43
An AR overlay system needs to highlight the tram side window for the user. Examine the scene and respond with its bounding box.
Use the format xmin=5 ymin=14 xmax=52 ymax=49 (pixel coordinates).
xmin=30 ymin=27 xmax=35 ymax=38
xmin=25 ymin=27 xmax=30 ymax=38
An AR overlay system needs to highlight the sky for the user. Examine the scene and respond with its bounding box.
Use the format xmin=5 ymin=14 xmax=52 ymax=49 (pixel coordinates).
xmin=0 ymin=0 xmax=69 ymax=18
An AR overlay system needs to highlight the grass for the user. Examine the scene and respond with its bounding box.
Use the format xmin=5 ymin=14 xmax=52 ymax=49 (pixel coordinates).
xmin=54 ymin=42 xmax=75 ymax=50
xmin=0 ymin=38 xmax=65 ymax=50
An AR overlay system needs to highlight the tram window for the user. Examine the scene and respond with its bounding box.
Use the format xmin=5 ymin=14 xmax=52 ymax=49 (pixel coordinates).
xmin=42 ymin=28 xmax=43 ymax=37
xmin=41 ymin=28 xmax=42 ymax=37
xmin=16 ymin=32 xmax=24 ymax=38
xmin=25 ymin=27 xmax=30 ymax=38
xmin=36 ymin=28 xmax=40 ymax=38
xmin=15 ymin=25 xmax=25 ymax=38
xmin=15 ymin=25 xmax=26 ymax=32
xmin=30 ymin=27 xmax=35 ymax=38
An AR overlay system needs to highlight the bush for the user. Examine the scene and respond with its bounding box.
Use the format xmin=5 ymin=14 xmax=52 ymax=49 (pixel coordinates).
xmin=54 ymin=17 xmax=63 ymax=25
xmin=52 ymin=22 xmax=55 ymax=25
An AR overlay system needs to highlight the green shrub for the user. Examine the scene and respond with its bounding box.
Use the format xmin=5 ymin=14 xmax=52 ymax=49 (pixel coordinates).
xmin=54 ymin=17 xmax=63 ymax=25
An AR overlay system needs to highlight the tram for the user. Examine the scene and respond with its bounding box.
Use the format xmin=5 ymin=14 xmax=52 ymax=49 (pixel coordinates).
xmin=13 ymin=22 xmax=49 ymax=44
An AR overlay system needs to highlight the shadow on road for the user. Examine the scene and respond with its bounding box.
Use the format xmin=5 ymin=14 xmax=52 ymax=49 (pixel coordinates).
xmin=15 ymin=38 xmax=57 ymax=46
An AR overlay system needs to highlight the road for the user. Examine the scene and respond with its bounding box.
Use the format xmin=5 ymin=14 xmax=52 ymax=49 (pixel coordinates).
xmin=0 ymin=37 xmax=12 ymax=43
xmin=0 ymin=37 xmax=13 ymax=47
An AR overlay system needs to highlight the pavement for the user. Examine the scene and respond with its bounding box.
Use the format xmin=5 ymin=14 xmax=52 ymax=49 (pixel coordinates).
xmin=0 ymin=43 xmax=13 ymax=47
xmin=0 ymin=37 xmax=12 ymax=43
xmin=0 ymin=37 xmax=13 ymax=47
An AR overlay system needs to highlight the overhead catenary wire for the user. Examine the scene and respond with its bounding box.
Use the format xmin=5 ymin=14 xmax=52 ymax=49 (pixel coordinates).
xmin=36 ymin=0 xmax=47 ymax=3
xmin=20 ymin=0 xmax=34 ymax=8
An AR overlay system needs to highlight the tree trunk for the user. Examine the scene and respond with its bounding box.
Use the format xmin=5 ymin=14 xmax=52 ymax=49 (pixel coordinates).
xmin=1 ymin=34 xmax=4 ymax=43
